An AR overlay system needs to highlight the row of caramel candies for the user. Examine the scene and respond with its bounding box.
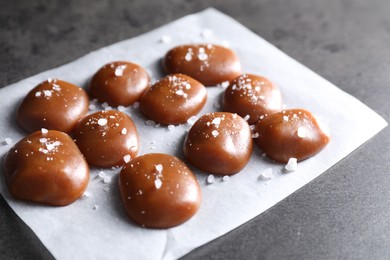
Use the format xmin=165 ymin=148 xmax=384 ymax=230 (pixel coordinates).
xmin=3 ymin=44 xmax=329 ymax=229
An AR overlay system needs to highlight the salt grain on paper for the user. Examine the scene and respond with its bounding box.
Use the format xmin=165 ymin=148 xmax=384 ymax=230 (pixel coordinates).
xmin=167 ymin=125 xmax=175 ymax=131
xmin=259 ymin=168 xmax=274 ymax=180
xmin=206 ymin=174 xmax=215 ymax=184
xmin=4 ymin=138 xmax=12 ymax=145
xmin=82 ymin=191 xmax=92 ymax=198
xmin=103 ymin=176 xmax=112 ymax=184
xmin=285 ymin=158 xmax=298 ymax=172
xmin=222 ymin=175 xmax=230 ymax=182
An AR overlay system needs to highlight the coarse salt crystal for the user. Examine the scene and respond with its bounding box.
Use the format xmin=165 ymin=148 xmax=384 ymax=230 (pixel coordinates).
xmin=175 ymin=89 xmax=184 ymax=96
xmin=212 ymin=117 xmax=221 ymax=125
xmin=252 ymin=132 xmax=259 ymax=138
xmin=167 ymin=125 xmax=175 ymax=131
xmin=41 ymin=128 xmax=48 ymax=134
xmin=283 ymin=115 xmax=289 ymax=121
xmin=285 ymin=158 xmax=298 ymax=172
xmin=222 ymin=175 xmax=230 ymax=182
xmin=98 ymin=118 xmax=108 ymax=126
xmin=4 ymin=138 xmax=12 ymax=145
xmin=35 ymin=91 xmax=42 ymax=97
xmin=121 ymin=128 xmax=127 ymax=135
xmin=89 ymin=104 xmax=96 ymax=110
xmin=39 ymin=138 xmax=47 ymax=143
xmin=103 ymin=176 xmax=112 ymax=183
xmin=160 ymin=35 xmax=171 ymax=43
xmin=198 ymin=53 xmax=208 ymax=61
xmin=221 ymin=81 xmax=230 ymax=88
xmin=43 ymin=90 xmax=52 ymax=97
xmin=243 ymin=115 xmax=250 ymax=121
xmin=98 ymin=171 xmax=106 ymax=179
xmin=155 ymin=164 xmax=163 ymax=173
xmin=123 ymin=154 xmax=131 ymax=163
xmin=154 ymin=178 xmax=162 ymax=189
xmin=259 ymin=168 xmax=274 ymax=180
xmin=115 ymin=65 xmax=127 ymax=77
xmin=206 ymin=174 xmax=215 ymax=184
xmin=211 ymin=130 xmax=219 ymax=137
xmin=117 ymin=105 xmax=125 ymax=112
xmin=185 ymin=52 xmax=192 ymax=61
xmin=46 ymin=143 xmax=55 ymax=151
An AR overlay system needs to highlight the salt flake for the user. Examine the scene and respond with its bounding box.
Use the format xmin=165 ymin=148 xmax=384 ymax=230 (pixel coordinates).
xmin=285 ymin=158 xmax=298 ymax=172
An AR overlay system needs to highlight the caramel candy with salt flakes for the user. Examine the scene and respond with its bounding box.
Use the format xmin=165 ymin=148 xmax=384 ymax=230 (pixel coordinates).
xmin=119 ymin=153 xmax=201 ymax=228
xmin=183 ymin=112 xmax=253 ymax=175
xmin=163 ymin=44 xmax=241 ymax=86
xmin=74 ymin=110 xmax=139 ymax=167
xmin=17 ymin=79 xmax=89 ymax=133
xmin=139 ymin=73 xmax=207 ymax=125
xmin=89 ymin=61 xmax=150 ymax=107
xmin=254 ymin=109 xmax=330 ymax=163
xmin=3 ymin=130 xmax=89 ymax=206
xmin=223 ymin=74 xmax=282 ymax=124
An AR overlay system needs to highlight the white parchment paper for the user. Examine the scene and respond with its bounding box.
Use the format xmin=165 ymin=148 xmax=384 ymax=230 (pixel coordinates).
xmin=0 ymin=8 xmax=387 ymax=260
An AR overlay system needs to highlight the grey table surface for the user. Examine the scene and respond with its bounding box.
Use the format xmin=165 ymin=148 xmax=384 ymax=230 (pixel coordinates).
xmin=1 ymin=0 xmax=389 ymax=259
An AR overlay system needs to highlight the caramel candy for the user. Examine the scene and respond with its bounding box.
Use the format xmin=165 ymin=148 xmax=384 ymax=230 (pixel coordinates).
xmin=254 ymin=109 xmax=330 ymax=163
xmin=139 ymin=74 xmax=207 ymax=125
xmin=3 ymin=130 xmax=89 ymax=206
xmin=89 ymin=61 xmax=150 ymax=107
xmin=119 ymin=153 xmax=201 ymax=228
xmin=223 ymin=74 xmax=282 ymax=124
xmin=163 ymin=44 xmax=241 ymax=86
xmin=17 ymin=79 xmax=89 ymax=133
xmin=74 ymin=110 xmax=139 ymax=167
xmin=183 ymin=112 xmax=253 ymax=175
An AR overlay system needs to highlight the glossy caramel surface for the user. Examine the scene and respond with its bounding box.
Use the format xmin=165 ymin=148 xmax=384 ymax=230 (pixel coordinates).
xmin=254 ymin=109 xmax=330 ymax=163
xmin=74 ymin=110 xmax=139 ymax=167
xmin=89 ymin=61 xmax=150 ymax=107
xmin=17 ymin=79 xmax=89 ymax=133
xmin=119 ymin=153 xmax=201 ymax=228
xmin=163 ymin=44 xmax=241 ymax=86
xmin=183 ymin=112 xmax=253 ymax=175
xmin=139 ymin=73 xmax=207 ymax=125
xmin=3 ymin=130 xmax=89 ymax=206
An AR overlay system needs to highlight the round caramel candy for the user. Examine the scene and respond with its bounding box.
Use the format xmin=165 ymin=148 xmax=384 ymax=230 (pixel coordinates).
xmin=3 ymin=129 xmax=89 ymax=206
xmin=89 ymin=61 xmax=150 ymax=107
xmin=119 ymin=153 xmax=201 ymax=228
xmin=163 ymin=44 xmax=241 ymax=86
xmin=183 ymin=112 xmax=253 ymax=175
xmin=254 ymin=109 xmax=330 ymax=163
xmin=139 ymin=74 xmax=207 ymax=125
xmin=17 ymin=79 xmax=89 ymax=133
xmin=74 ymin=110 xmax=139 ymax=167
xmin=223 ymin=74 xmax=282 ymax=124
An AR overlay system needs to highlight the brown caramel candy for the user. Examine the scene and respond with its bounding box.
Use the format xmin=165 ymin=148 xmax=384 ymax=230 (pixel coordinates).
xmin=89 ymin=61 xmax=150 ymax=107
xmin=223 ymin=74 xmax=282 ymax=124
xmin=119 ymin=153 xmax=201 ymax=228
xmin=139 ymin=74 xmax=207 ymax=125
xmin=163 ymin=44 xmax=241 ymax=86
xmin=254 ymin=109 xmax=330 ymax=163
xmin=184 ymin=112 xmax=253 ymax=175
xmin=3 ymin=130 xmax=89 ymax=206
xmin=17 ymin=79 xmax=89 ymax=133
xmin=74 ymin=110 xmax=139 ymax=167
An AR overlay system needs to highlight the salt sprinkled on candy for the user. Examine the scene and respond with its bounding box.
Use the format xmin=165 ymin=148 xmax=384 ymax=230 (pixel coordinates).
xmin=4 ymin=138 xmax=12 ymax=145
xmin=98 ymin=118 xmax=108 ymax=126
xmin=243 ymin=115 xmax=250 ymax=121
xmin=123 ymin=154 xmax=131 ymax=163
xmin=114 ymin=65 xmax=127 ymax=77
xmin=43 ymin=90 xmax=52 ymax=97
xmin=283 ymin=115 xmax=289 ymax=121
xmin=212 ymin=117 xmax=221 ymax=125
xmin=41 ymin=128 xmax=48 ymax=134
xmin=259 ymin=168 xmax=274 ymax=180
xmin=211 ymin=130 xmax=219 ymax=137
xmin=35 ymin=91 xmax=42 ymax=97
xmin=160 ymin=35 xmax=172 ymax=43
xmin=121 ymin=128 xmax=127 ymax=135
xmin=222 ymin=175 xmax=230 ymax=182
xmin=285 ymin=158 xmax=298 ymax=172
xmin=207 ymin=174 xmax=215 ymax=184
xmin=154 ymin=178 xmax=162 ymax=189
xmin=155 ymin=164 xmax=163 ymax=173
xmin=252 ymin=132 xmax=259 ymax=138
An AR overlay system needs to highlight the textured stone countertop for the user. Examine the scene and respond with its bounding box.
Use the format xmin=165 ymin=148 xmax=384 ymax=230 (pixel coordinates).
xmin=1 ymin=0 xmax=389 ymax=259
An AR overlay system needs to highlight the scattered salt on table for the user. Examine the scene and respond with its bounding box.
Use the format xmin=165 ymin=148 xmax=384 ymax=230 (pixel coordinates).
xmin=285 ymin=158 xmax=298 ymax=172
